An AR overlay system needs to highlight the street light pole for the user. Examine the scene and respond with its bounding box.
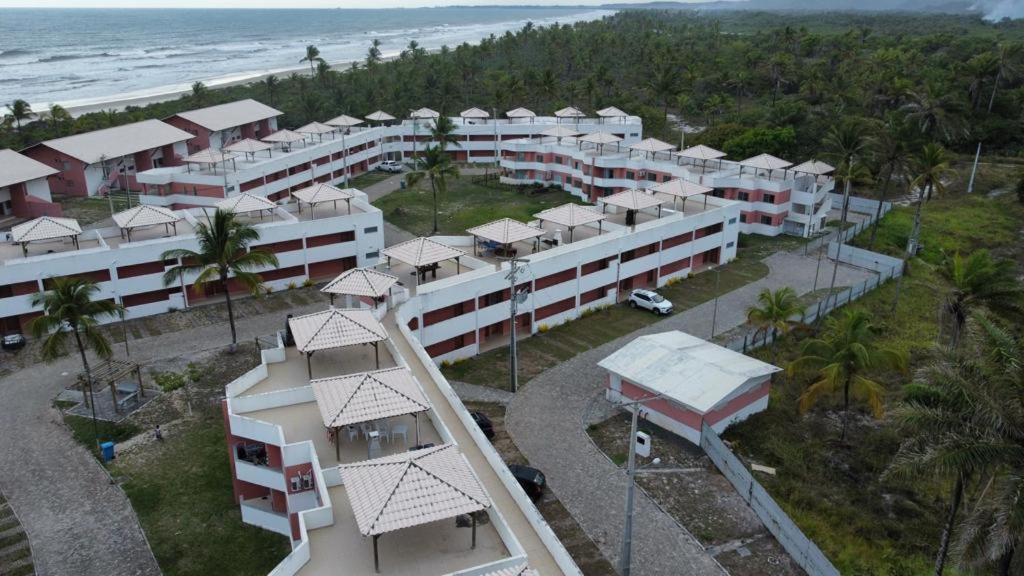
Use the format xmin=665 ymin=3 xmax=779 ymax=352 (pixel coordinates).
xmin=618 ymin=393 xmax=663 ymax=576
xmin=710 ymin=265 xmax=721 ymax=338
xmin=506 ymin=256 xmax=530 ymax=393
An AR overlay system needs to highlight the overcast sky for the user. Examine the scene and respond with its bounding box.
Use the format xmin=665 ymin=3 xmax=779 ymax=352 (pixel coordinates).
xmin=0 ymin=0 xmax=690 ymax=7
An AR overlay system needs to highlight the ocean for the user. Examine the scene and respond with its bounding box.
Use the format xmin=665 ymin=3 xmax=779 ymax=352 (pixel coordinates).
xmin=0 ymin=7 xmax=614 ymax=109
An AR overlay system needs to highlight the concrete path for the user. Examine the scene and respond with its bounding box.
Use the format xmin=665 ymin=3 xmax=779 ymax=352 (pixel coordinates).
xmin=452 ymin=381 xmax=516 ymax=405
xmin=505 ymin=250 xmax=875 ymax=575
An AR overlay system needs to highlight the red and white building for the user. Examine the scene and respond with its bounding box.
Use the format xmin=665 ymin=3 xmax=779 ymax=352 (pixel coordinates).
xmin=599 ymin=331 xmax=781 ymax=445
xmin=0 ymin=150 xmax=61 ymax=218
xmin=164 ymin=98 xmax=281 ymax=154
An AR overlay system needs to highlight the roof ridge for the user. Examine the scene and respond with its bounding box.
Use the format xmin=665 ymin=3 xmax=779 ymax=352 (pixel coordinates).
xmin=412 ymin=449 xmax=488 ymax=508
xmin=368 ymin=459 xmax=417 ymax=534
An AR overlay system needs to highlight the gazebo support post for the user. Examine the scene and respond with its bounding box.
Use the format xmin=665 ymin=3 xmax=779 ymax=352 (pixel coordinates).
xmin=329 ymin=293 xmax=335 ymax=306
xmin=456 ymin=257 xmax=461 ymax=274
xmin=374 ymin=342 xmax=379 ymax=369
xmin=306 ymin=351 xmax=313 ymax=379
xmin=415 ymin=413 xmax=420 ymax=445
xmin=335 ymin=425 xmax=340 ymax=460
xmin=472 ymin=514 xmax=477 ymax=549
xmin=373 ymin=535 xmax=380 ymax=573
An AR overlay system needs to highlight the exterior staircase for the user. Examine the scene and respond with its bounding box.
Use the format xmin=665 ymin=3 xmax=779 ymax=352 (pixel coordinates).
xmin=0 ymin=493 xmax=33 ymax=576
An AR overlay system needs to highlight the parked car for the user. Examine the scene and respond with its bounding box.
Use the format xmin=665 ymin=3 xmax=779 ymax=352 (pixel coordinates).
xmin=1 ymin=333 xmax=26 ymax=351
xmin=470 ymin=411 xmax=495 ymax=439
xmin=508 ymin=464 xmax=546 ymax=502
xmin=378 ymin=160 xmax=404 ymax=173
xmin=628 ymin=289 xmax=673 ymax=315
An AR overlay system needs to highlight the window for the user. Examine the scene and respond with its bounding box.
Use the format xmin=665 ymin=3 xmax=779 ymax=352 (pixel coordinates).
xmin=712 ymin=190 xmax=725 ymax=198
xmin=737 ymin=191 xmax=750 ymax=202
xmin=740 ymin=214 xmax=747 ymax=223
xmin=630 ymin=133 xmax=639 ymax=137
xmin=625 ymin=171 xmax=635 ymax=180
xmin=646 ymin=173 xmax=658 ymax=182
xmin=727 ymin=241 xmax=735 ymax=248
xmin=760 ymin=215 xmax=773 ymax=225
xmin=728 ymin=217 xmax=737 ymax=225
xmin=763 ymin=193 xmax=775 ymax=204
xmin=365 ymin=251 xmax=379 ymax=259
xmin=364 ymin=226 xmax=378 ymax=234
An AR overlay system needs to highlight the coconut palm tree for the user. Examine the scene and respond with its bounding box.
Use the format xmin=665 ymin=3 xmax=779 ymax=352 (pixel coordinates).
xmin=191 ymin=82 xmax=207 ymax=107
xmin=987 ymin=42 xmax=1021 ymax=113
xmin=28 ymin=277 xmax=124 ymax=443
xmin=788 ymin=309 xmax=907 ymax=441
xmin=867 ymin=113 xmax=910 ymax=249
xmin=300 ymin=45 xmax=324 ymax=78
xmin=5 ymin=99 xmax=32 ymax=133
xmin=746 ymin=287 xmax=804 ymax=361
xmin=47 ymin=104 xmax=72 ymax=137
xmin=366 ymin=39 xmax=382 ymax=68
xmin=429 ymin=115 xmax=461 ymax=152
xmin=405 ymin=145 xmax=459 ymax=236
xmin=906 ymin=143 xmax=956 ymax=257
xmin=941 ymin=250 xmax=1022 ymax=348
xmin=823 ymin=121 xmax=872 ymax=309
xmin=161 ymin=210 xmax=279 ymax=349
xmin=263 ymin=75 xmax=279 ymax=106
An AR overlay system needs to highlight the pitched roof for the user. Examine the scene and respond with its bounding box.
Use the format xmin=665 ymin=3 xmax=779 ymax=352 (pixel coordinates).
xmin=288 ymin=308 xmax=387 ymax=353
xmin=540 ymin=126 xmax=580 ymax=138
xmin=554 ymin=106 xmax=585 ymax=118
xmin=382 ymin=237 xmax=464 ymax=267
xmin=112 ymin=205 xmax=180 ymax=230
xmin=651 ymin=178 xmax=713 ymax=199
xmin=325 ymin=114 xmax=364 ymax=128
xmin=292 ymin=183 xmax=355 ymax=205
xmin=0 ymin=149 xmax=57 ymax=188
xmin=740 ymin=153 xmax=792 ymax=171
xmin=295 ymin=121 xmax=336 ymax=135
xmin=321 ymin=268 xmax=399 ymax=298
xmin=366 ymin=110 xmax=396 ymax=122
xmin=629 ymin=137 xmax=675 ymax=153
xmin=311 ymin=367 xmax=429 ymax=429
xmin=460 ymin=107 xmax=490 ymax=119
xmin=596 ymin=106 xmax=628 ymax=117
xmin=261 ymin=129 xmax=307 ymax=144
xmin=183 ymin=148 xmax=237 ymax=164
xmin=579 ymin=132 xmax=622 ymax=145
xmin=678 ymin=144 xmax=727 ymax=161
xmin=11 ymin=216 xmax=81 ymax=243
xmin=533 ymin=203 xmax=606 ymax=228
xmin=338 ymin=444 xmax=491 ymax=536
xmin=601 ymin=189 xmax=665 ymax=211
xmin=215 ymin=192 xmax=276 ymax=214
xmin=223 ymin=138 xmax=273 ymax=154
xmin=410 ymin=107 xmax=439 ymax=119
xmin=170 ymin=99 xmax=281 ymax=132
xmin=32 ymin=119 xmax=192 ymax=165
xmin=791 ymin=159 xmax=835 ymax=175
xmin=598 ymin=331 xmax=781 ymax=414
xmin=467 ymin=218 xmax=544 ymax=245
xmin=506 ymin=107 xmax=536 ymax=118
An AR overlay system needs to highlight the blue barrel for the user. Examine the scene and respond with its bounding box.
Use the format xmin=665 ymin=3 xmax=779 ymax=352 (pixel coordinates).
xmin=100 ymin=441 xmax=115 ymax=462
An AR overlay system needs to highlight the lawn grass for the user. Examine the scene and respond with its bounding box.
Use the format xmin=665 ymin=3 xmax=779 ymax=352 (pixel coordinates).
xmin=348 ymin=170 xmax=394 ymax=190
xmin=63 ymin=414 xmax=140 ymax=455
xmin=58 ymin=196 xmax=133 ymax=225
xmin=372 ymin=177 xmax=581 ymax=236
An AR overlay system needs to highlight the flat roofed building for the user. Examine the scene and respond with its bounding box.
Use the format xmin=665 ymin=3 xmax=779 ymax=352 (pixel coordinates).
xmin=0 ymin=149 xmax=60 ymax=218
xmin=164 ymin=98 xmax=282 ymax=153
xmin=599 ymin=331 xmax=781 ymax=444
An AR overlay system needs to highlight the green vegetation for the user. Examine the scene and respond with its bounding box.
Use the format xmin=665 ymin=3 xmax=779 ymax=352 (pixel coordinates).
xmin=373 ymin=177 xmax=580 ymax=237
xmin=348 ymin=170 xmax=394 ymax=190
xmin=58 ymin=196 xmax=134 ymax=226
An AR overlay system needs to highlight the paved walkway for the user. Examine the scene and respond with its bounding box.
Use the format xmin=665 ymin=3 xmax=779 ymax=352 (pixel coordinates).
xmin=505 ymin=250 xmax=875 ymax=575
xmin=452 ymin=381 xmax=516 ymax=405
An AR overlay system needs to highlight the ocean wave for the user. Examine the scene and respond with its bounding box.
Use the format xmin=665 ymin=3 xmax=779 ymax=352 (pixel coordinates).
xmin=37 ymin=52 xmax=115 ymax=63
xmin=0 ymin=49 xmax=34 ymax=59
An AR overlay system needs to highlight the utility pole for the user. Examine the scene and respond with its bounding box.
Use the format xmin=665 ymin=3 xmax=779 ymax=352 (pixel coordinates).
xmin=505 ymin=256 xmax=530 ymax=393
xmin=710 ymin=265 xmax=721 ymax=338
xmin=618 ymin=393 xmax=663 ymax=576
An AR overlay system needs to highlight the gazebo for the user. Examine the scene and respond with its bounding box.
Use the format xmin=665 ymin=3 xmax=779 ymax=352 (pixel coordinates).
xmin=215 ymin=192 xmax=277 ymax=220
xmin=262 ymin=129 xmax=308 ymax=150
xmin=460 ymin=107 xmax=490 ymax=123
xmin=505 ymin=107 xmax=536 ymax=123
xmin=601 ymin=188 xmax=665 ymax=225
xmin=596 ymin=106 xmax=628 ymax=123
xmin=678 ymin=144 xmax=727 ymax=171
xmin=365 ymin=110 xmax=396 ymax=125
xmin=325 ymin=114 xmax=364 ymax=130
xmin=11 ymin=216 xmax=82 ymax=257
xmin=288 ymin=308 xmax=388 ymax=378
xmin=579 ymin=131 xmax=622 ymax=154
xmin=338 ymin=444 xmax=491 ymax=573
xmin=292 ymin=183 xmax=355 ymax=218
xmin=183 ymin=148 xmax=237 ymax=174
xmin=554 ymin=106 xmax=585 ymax=123
xmin=409 ymin=107 xmax=440 ymax=120
xmin=629 ymin=138 xmax=675 ymax=160
xmin=321 ymin=267 xmax=399 ymax=306
xmin=467 ymin=217 xmax=544 ymax=258
xmin=540 ymin=125 xmax=580 ymax=143
xmin=791 ymin=159 xmax=835 ymax=177
xmin=651 ymin=178 xmax=714 ymax=211
xmin=224 ymin=138 xmax=273 ymax=161
xmin=740 ymin=153 xmax=792 ymax=179
xmin=112 ymin=205 xmax=181 ymax=242
xmin=295 ymin=121 xmax=337 ymax=142
xmin=382 ymin=237 xmax=465 ymax=285
xmin=533 ymin=203 xmax=606 ymax=243
xmin=312 ymin=366 xmax=430 ymax=460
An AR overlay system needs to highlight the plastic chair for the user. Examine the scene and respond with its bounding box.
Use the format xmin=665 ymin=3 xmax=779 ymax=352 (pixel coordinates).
xmin=390 ymin=424 xmax=409 ymax=446
xmin=375 ymin=420 xmax=391 ymax=440
xmin=347 ymin=426 xmax=358 ymax=442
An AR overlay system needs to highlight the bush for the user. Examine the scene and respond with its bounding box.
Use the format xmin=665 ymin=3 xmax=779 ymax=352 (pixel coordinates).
xmin=153 ymin=371 xmax=186 ymax=393
xmin=537 ymin=323 xmax=550 ymax=333
xmin=286 ymin=282 xmax=298 ymax=290
xmin=302 ymin=278 xmax=314 ymax=288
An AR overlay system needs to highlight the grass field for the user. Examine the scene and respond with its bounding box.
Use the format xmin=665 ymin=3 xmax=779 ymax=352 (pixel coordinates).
xmin=372 ymin=177 xmax=582 ymax=236
xmin=348 ymin=170 xmax=394 ymax=190
xmin=58 ymin=196 xmax=133 ymax=225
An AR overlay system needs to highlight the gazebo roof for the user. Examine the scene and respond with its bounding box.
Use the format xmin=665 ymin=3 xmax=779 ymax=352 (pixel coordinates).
xmin=325 ymin=114 xmax=364 ymax=128
xmin=601 ymin=189 xmax=665 ymax=211
xmin=579 ymin=132 xmax=622 ymax=145
xmin=366 ymin=110 xmax=396 ymax=122
xmin=11 ymin=216 xmax=81 ymax=243
xmin=460 ymin=107 xmax=490 ymax=119
xmin=554 ymin=106 xmax=585 ymax=118
xmin=322 ymin=268 xmax=399 ymax=298
xmin=629 ymin=138 xmax=676 ymax=154
xmin=650 ymin=178 xmax=713 ymax=199
xmin=184 ymin=148 xmax=237 ymax=165
xmin=679 ymin=144 xmax=727 ymax=161
xmin=410 ymin=107 xmax=440 ymax=119
xmin=311 ymin=367 xmax=429 ymax=429
xmin=791 ymin=159 xmax=835 ymax=175
xmin=112 ymin=205 xmax=180 ymax=230
xmin=295 ymin=121 xmax=336 ymax=135
xmin=740 ymin=153 xmax=792 ymax=171
xmin=338 ymin=444 xmax=491 ymax=536
xmin=467 ymin=218 xmax=544 ymax=245
xmin=288 ymin=308 xmax=387 ymax=354
xmin=533 ymin=203 xmax=607 ymax=228
xmin=215 ymin=192 xmax=277 ymax=214
xmin=292 ymin=183 xmax=355 ymax=205
xmin=262 ymin=129 xmax=307 ymax=144
xmin=223 ymin=138 xmax=273 ymax=154
xmin=540 ymin=126 xmax=580 ymax=138
xmin=596 ymin=106 xmax=628 ymax=118
xmin=506 ymin=107 xmax=536 ymax=118
xmin=382 ymin=237 xmax=464 ymax=268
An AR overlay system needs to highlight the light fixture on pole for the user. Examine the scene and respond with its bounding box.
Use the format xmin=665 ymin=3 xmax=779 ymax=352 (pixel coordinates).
xmin=617 ymin=393 xmax=665 ymax=576
xmin=505 ymin=255 xmax=530 ymax=393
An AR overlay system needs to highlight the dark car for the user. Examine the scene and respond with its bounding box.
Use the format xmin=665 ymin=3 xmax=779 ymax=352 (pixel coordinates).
xmin=508 ymin=464 xmax=546 ymax=502
xmin=470 ymin=411 xmax=495 ymax=439
xmin=1 ymin=333 xmax=26 ymax=351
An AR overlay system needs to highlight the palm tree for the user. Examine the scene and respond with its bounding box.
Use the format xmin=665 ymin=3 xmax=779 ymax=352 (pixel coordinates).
xmin=867 ymin=114 xmax=910 ymax=249
xmin=941 ymin=250 xmax=1022 ymax=348
xmin=300 ymin=45 xmax=324 ymax=78
xmin=987 ymin=42 xmax=1020 ymax=113
xmin=906 ymin=144 xmax=955 ymax=256
xmin=366 ymin=39 xmax=382 ymax=68
xmin=161 ymin=210 xmax=279 ymax=349
xmin=902 ymin=84 xmax=964 ymax=144
xmin=263 ymin=75 xmax=279 ymax=105
xmin=46 ymin=104 xmax=72 ymax=137
xmin=5 ymin=99 xmax=32 ymax=133
xmin=823 ymin=121 xmax=872 ymax=308
xmin=788 ymin=309 xmax=907 ymax=441
xmin=190 ymin=82 xmax=208 ymax=107
xmin=316 ymin=60 xmax=331 ymax=87
xmin=405 ymin=145 xmax=459 ymax=236
xmin=746 ymin=287 xmax=805 ymax=361
xmin=429 ymin=115 xmax=461 ymax=152
xmin=28 ymin=277 xmax=124 ymax=443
